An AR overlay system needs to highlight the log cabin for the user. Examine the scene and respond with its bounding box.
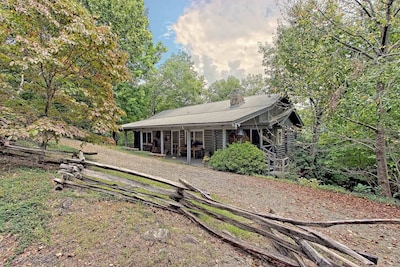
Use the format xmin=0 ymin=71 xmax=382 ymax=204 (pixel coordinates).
xmin=121 ymin=92 xmax=303 ymax=172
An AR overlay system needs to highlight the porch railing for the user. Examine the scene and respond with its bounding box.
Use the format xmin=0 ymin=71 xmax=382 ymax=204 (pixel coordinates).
xmin=261 ymin=145 xmax=289 ymax=172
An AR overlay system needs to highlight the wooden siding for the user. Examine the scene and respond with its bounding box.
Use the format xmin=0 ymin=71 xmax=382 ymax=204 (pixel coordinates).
xmin=214 ymin=130 xmax=224 ymax=151
xmin=204 ymin=130 xmax=214 ymax=156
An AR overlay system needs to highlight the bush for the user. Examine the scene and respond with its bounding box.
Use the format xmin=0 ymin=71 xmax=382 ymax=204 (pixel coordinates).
xmin=208 ymin=142 xmax=267 ymax=175
xmin=352 ymin=183 xmax=373 ymax=194
xmin=298 ymin=177 xmax=320 ymax=188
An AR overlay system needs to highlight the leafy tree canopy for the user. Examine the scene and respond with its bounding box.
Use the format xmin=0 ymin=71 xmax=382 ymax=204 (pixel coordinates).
xmin=0 ymin=0 xmax=130 ymax=147
xmin=78 ymin=0 xmax=166 ymax=78
xmin=206 ymin=74 xmax=268 ymax=102
xmin=261 ymin=0 xmax=400 ymax=197
xmin=148 ymin=51 xmax=206 ymax=115
xmin=77 ymin=0 xmax=167 ymax=128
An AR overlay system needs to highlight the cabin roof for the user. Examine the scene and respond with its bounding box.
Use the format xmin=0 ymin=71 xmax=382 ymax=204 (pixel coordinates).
xmin=122 ymin=94 xmax=302 ymax=130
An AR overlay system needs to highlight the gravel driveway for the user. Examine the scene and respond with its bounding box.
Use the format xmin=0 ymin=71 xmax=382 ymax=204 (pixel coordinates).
xmin=61 ymin=138 xmax=400 ymax=267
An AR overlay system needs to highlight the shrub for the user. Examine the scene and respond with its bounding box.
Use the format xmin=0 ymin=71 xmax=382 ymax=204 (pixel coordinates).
xmin=208 ymin=142 xmax=267 ymax=175
xmin=298 ymin=177 xmax=320 ymax=188
xmin=352 ymin=183 xmax=373 ymax=194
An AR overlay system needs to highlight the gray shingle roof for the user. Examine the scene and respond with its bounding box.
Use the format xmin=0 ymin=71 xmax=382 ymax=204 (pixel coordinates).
xmin=122 ymin=94 xmax=281 ymax=130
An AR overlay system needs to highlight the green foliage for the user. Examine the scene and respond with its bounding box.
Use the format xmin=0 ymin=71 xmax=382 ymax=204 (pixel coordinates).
xmin=298 ymin=177 xmax=320 ymax=188
xmin=113 ymin=81 xmax=151 ymax=124
xmin=77 ymin=0 xmax=167 ymax=126
xmin=206 ymin=74 xmax=268 ymax=102
xmin=0 ymin=0 xmax=130 ymax=148
xmin=0 ymin=168 xmax=52 ymax=258
xmin=206 ymin=76 xmax=241 ymax=102
xmin=147 ymin=51 xmax=206 ymax=115
xmin=352 ymin=183 xmax=373 ymax=195
xmin=208 ymin=142 xmax=267 ymax=175
xmin=260 ymin=0 xmax=400 ymax=197
xmin=240 ymin=73 xmax=268 ymax=96
xmin=78 ymin=0 xmax=165 ymax=78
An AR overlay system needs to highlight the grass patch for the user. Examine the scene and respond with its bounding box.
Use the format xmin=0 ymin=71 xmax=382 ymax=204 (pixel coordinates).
xmin=47 ymin=142 xmax=77 ymax=153
xmin=196 ymin=213 xmax=257 ymax=240
xmin=89 ymin=166 xmax=173 ymax=190
xmin=189 ymin=201 xmax=261 ymax=242
xmin=0 ymin=168 xmax=53 ymax=259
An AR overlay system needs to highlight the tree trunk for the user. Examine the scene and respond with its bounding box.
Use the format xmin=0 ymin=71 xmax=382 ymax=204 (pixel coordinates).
xmin=310 ymin=108 xmax=323 ymax=160
xmin=309 ymin=98 xmax=323 ymax=178
xmin=375 ymin=81 xmax=391 ymax=197
xmin=375 ymin=128 xmax=391 ymax=197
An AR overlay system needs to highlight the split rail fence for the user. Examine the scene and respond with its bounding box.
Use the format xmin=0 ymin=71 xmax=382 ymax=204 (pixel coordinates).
xmin=2 ymin=143 xmax=400 ymax=267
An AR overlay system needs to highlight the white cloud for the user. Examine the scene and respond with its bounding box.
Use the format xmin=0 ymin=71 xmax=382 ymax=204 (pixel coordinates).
xmin=173 ymin=0 xmax=280 ymax=84
xmin=161 ymin=22 xmax=176 ymax=39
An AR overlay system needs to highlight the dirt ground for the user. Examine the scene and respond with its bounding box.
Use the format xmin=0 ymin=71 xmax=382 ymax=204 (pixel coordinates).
xmin=1 ymin=139 xmax=400 ymax=266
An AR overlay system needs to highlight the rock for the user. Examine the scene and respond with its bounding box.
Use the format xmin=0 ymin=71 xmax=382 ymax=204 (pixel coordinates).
xmin=183 ymin=234 xmax=199 ymax=244
xmin=61 ymin=198 xmax=73 ymax=210
xmin=143 ymin=228 xmax=170 ymax=241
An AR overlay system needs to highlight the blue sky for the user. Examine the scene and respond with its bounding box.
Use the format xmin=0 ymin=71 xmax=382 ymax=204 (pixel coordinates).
xmin=143 ymin=0 xmax=281 ymax=84
xmin=144 ymin=0 xmax=191 ymax=61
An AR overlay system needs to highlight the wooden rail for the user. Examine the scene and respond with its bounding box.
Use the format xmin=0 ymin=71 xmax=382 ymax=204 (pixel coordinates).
xmin=3 ymin=143 xmax=400 ymax=266
xmin=53 ymin=161 xmax=400 ymax=267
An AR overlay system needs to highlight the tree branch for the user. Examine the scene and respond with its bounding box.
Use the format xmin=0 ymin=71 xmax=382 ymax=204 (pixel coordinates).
xmin=338 ymin=114 xmax=377 ymax=132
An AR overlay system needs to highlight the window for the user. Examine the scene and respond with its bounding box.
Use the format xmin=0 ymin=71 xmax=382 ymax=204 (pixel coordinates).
xmin=190 ymin=130 xmax=204 ymax=147
xmin=142 ymin=132 xmax=152 ymax=144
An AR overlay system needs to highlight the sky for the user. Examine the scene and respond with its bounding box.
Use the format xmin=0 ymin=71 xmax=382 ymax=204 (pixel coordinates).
xmin=144 ymin=0 xmax=281 ymax=84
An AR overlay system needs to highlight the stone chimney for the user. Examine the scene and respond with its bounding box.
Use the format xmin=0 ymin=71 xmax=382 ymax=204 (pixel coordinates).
xmin=230 ymin=90 xmax=244 ymax=107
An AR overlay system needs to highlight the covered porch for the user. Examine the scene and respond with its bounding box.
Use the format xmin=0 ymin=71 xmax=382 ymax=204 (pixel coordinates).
xmin=121 ymin=93 xmax=303 ymax=171
xmin=122 ymin=126 xmax=280 ymax=167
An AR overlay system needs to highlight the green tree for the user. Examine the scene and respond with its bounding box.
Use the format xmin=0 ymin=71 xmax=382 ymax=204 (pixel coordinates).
xmin=148 ymin=51 xmax=206 ymax=115
xmin=263 ymin=0 xmax=400 ymax=197
xmin=78 ymin=0 xmax=165 ymax=78
xmin=206 ymin=76 xmax=241 ymax=102
xmin=310 ymin=0 xmax=400 ymax=197
xmin=0 ymin=0 xmax=130 ymax=148
xmin=113 ymin=81 xmax=151 ymax=124
xmin=260 ymin=1 xmax=351 ymax=179
xmin=240 ymin=74 xmax=268 ymax=96
xmin=77 ymin=0 xmax=166 ymax=127
xmin=206 ymin=74 xmax=267 ymax=103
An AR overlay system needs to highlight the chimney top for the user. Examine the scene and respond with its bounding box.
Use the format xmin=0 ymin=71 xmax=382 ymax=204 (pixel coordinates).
xmin=230 ymin=90 xmax=244 ymax=107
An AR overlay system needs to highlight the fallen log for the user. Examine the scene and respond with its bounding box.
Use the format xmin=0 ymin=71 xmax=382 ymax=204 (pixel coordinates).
xmin=256 ymin=212 xmax=400 ymax=227
xmin=295 ymin=239 xmax=333 ymax=267
xmin=179 ymin=178 xmax=212 ymax=200
xmin=313 ymin=243 xmax=361 ymax=267
xmin=54 ymin=161 xmax=400 ymax=267
xmin=181 ymin=198 xmax=306 ymax=257
xmin=79 ymin=170 xmax=182 ymax=200
xmin=53 ymin=178 xmax=65 ymax=191
xmin=182 ymin=191 xmax=378 ymax=266
xmin=178 ymin=207 xmax=301 ymax=267
xmin=67 ymin=159 xmax=188 ymax=190
xmin=298 ymin=226 xmax=376 ymax=266
xmin=183 ymin=191 xmax=324 ymax=244
xmin=58 ymin=178 xmax=181 ymax=212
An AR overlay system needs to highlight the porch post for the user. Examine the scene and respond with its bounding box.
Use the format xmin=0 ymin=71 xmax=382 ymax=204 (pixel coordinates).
xmin=160 ymin=130 xmax=164 ymax=154
xmin=186 ymin=129 xmax=191 ymax=164
xmin=177 ymin=130 xmax=182 ymax=156
xmin=222 ymin=128 xmax=227 ymax=148
xmin=124 ymin=130 xmax=128 ymax=147
xmin=170 ymin=131 xmax=173 ymax=155
xmin=140 ymin=130 xmax=143 ymax=151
